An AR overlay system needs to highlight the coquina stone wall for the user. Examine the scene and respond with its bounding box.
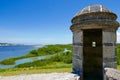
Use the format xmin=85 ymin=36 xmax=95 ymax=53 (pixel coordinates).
xmin=72 ymin=30 xmax=83 ymax=72
xmin=103 ymin=30 xmax=117 ymax=68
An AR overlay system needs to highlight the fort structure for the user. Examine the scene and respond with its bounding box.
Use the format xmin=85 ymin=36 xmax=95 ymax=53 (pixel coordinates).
xmin=70 ymin=4 xmax=119 ymax=80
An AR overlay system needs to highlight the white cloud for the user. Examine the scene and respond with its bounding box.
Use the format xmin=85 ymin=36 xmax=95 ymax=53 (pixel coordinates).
xmin=117 ymin=32 xmax=120 ymax=43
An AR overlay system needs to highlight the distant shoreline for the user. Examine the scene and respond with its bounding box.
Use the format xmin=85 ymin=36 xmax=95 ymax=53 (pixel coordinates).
xmin=0 ymin=43 xmax=23 ymax=46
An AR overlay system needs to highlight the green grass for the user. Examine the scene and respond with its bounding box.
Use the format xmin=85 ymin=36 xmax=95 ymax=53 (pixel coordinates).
xmin=39 ymin=62 xmax=72 ymax=69
xmin=117 ymin=44 xmax=120 ymax=65
xmin=117 ymin=65 xmax=120 ymax=70
xmin=0 ymin=67 xmax=72 ymax=76
xmin=1 ymin=65 xmax=119 ymax=76
xmin=0 ymin=61 xmax=72 ymax=76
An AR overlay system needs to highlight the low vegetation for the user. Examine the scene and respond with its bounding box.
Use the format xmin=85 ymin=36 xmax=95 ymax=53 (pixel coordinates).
xmin=0 ymin=68 xmax=72 ymax=76
xmin=0 ymin=44 xmax=72 ymax=65
xmin=0 ymin=58 xmax=15 ymax=65
xmin=0 ymin=44 xmax=72 ymax=76
xmin=117 ymin=44 xmax=120 ymax=65
xmin=15 ymin=51 xmax=72 ymax=68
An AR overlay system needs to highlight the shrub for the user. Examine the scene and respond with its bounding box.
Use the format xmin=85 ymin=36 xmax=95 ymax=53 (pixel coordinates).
xmin=30 ymin=50 xmax=38 ymax=56
xmin=117 ymin=44 xmax=120 ymax=65
xmin=0 ymin=58 xmax=15 ymax=65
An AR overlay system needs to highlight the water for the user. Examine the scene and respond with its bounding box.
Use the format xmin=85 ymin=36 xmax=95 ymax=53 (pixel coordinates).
xmin=0 ymin=55 xmax=49 ymax=68
xmin=0 ymin=45 xmax=41 ymax=61
xmin=0 ymin=45 xmax=43 ymax=68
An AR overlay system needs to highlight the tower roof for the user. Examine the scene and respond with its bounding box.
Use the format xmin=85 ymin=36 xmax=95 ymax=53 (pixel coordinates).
xmin=70 ymin=4 xmax=119 ymax=32
xmin=75 ymin=4 xmax=112 ymax=17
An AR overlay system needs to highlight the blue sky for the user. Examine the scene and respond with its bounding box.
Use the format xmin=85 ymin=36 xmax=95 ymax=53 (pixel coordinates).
xmin=0 ymin=0 xmax=120 ymax=44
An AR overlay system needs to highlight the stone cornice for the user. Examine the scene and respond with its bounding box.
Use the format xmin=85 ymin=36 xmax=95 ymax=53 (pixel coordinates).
xmin=71 ymin=12 xmax=117 ymax=23
xmin=70 ymin=21 xmax=119 ymax=32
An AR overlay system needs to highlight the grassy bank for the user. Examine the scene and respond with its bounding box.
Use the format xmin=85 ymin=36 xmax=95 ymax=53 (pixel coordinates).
xmin=117 ymin=44 xmax=120 ymax=65
xmin=0 ymin=68 xmax=72 ymax=76
xmin=0 ymin=65 xmax=120 ymax=76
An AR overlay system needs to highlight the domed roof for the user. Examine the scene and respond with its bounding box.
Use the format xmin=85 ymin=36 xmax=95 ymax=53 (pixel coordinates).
xmin=75 ymin=4 xmax=112 ymax=16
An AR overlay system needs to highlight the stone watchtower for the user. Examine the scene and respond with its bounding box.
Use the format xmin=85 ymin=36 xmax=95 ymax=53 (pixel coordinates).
xmin=70 ymin=4 xmax=119 ymax=79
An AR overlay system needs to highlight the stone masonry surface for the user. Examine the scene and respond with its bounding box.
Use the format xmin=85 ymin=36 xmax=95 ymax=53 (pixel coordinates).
xmin=105 ymin=68 xmax=120 ymax=80
xmin=0 ymin=72 xmax=80 ymax=80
